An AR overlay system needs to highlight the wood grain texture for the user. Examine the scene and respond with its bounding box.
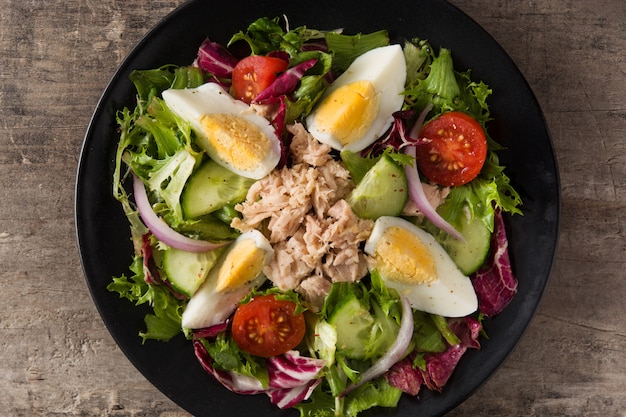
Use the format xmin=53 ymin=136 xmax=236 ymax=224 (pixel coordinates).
xmin=0 ymin=0 xmax=624 ymax=416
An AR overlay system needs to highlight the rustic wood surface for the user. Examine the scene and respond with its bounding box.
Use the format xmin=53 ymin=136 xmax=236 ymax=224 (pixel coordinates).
xmin=1 ymin=0 xmax=624 ymax=416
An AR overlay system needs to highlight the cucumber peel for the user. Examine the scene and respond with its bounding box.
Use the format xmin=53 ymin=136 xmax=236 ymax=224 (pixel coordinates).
xmin=344 ymin=153 xmax=408 ymax=220
xmin=182 ymin=159 xmax=255 ymax=219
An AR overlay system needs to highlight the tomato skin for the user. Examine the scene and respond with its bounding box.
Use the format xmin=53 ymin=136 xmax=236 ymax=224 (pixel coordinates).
xmin=231 ymin=55 xmax=288 ymax=104
xmin=231 ymin=294 xmax=305 ymax=357
xmin=416 ymin=111 xmax=488 ymax=187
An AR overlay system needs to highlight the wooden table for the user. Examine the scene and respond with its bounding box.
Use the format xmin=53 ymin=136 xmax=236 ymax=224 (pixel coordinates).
xmin=1 ymin=0 xmax=624 ymax=415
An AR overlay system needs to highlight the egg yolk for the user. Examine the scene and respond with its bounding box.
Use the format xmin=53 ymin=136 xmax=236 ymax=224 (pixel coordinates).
xmin=215 ymin=238 xmax=266 ymax=292
xmin=373 ymin=226 xmax=437 ymax=285
xmin=200 ymin=113 xmax=271 ymax=172
xmin=312 ymin=80 xmax=379 ymax=146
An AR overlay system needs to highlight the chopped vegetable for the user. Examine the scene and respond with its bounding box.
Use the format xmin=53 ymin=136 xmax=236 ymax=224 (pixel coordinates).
xmin=471 ymin=208 xmax=518 ymax=316
xmin=232 ymin=295 xmax=306 ymax=357
xmin=132 ymin=174 xmax=228 ymax=253
xmin=194 ymin=38 xmax=239 ymax=78
xmin=416 ymin=111 xmax=488 ymax=187
xmin=232 ymin=55 xmax=289 ymax=103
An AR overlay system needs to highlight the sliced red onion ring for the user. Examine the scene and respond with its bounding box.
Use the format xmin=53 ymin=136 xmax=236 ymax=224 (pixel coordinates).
xmin=132 ymin=174 xmax=229 ymax=252
xmin=403 ymin=146 xmax=464 ymax=241
xmin=342 ymin=296 xmax=414 ymax=396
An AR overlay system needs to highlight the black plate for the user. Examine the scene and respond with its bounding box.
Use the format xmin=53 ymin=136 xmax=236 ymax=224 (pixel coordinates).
xmin=75 ymin=0 xmax=560 ymax=416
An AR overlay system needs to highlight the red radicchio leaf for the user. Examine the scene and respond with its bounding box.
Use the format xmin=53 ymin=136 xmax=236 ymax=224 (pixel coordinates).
xmin=447 ymin=316 xmax=482 ymax=350
xmin=267 ymin=50 xmax=290 ymax=62
xmin=471 ymin=208 xmax=518 ymax=317
xmin=192 ymin=320 xmax=230 ymax=339
xmin=385 ymin=357 xmax=424 ymax=396
xmin=420 ymin=345 xmax=466 ymax=392
xmin=194 ymin=38 xmax=239 ymax=78
xmin=254 ymin=59 xmax=318 ymax=103
xmin=266 ymin=351 xmax=326 ymax=389
xmin=267 ymin=378 xmax=322 ymax=409
xmin=362 ymin=109 xmax=432 ymax=157
xmin=271 ymin=95 xmax=288 ymax=138
xmin=139 ymin=233 xmax=158 ymax=285
xmin=421 ymin=317 xmax=482 ymax=391
xmin=193 ymin=342 xmax=325 ymax=409
xmin=193 ymin=340 xmax=266 ymax=394
xmin=301 ymin=41 xmax=328 ymax=52
xmin=387 ymin=317 xmax=482 ymax=395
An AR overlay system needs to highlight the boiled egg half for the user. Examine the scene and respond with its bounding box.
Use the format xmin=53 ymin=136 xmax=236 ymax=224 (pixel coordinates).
xmin=162 ymin=82 xmax=281 ymax=179
xmin=182 ymin=229 xmax=274 ymax=329
xmin=305 ymin=44 xmax=406 ymax=153
xmin=364 ymin=216 xmax=478 ymax=317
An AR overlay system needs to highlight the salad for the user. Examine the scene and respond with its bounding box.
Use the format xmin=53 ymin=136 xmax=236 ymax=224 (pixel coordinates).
xmin=109 ymin=16 xmax=522 ymax=417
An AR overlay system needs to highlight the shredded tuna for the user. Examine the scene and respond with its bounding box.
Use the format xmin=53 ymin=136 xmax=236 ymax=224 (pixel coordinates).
xmin=232 ymin=123 xmax=373 ymax=309
xmin=402 ymin=182 xmax=450 ymax=217
xmin=288 ymin=123 xmax=332 ymax=167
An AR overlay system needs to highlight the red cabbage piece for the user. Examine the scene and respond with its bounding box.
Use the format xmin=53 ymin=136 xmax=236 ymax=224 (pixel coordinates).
xmin=448 ymin=316 xmax=482 ymax=350
xmin=139 ymin=233 xmax=159 ymax=285
xmin=267 ymin=351 xmax=326 ymax=389
xmin=266 ymin=50 xmax=290 ymax=62
xmin=254 ymin=59 xmax=318 ymax=103
xmin=193 ymin=341 xmax=325 ymax=409
xmin=363 ymin=110 xmax=414 ymax=156
xmin=301 ymin=41 xmax=328 ymax=52
xmin=192 ymin=320 xmax=230 ymax=339
xmin=193 ymin=340 xmax=266 ymax=395
xmin=385 ymin=356 xmax=424 ymax=396
xmin=265 ymin=351 xmax=325 ymax=408
xmin=471 ymin=208 xmax=518 ymax=317
xmin=386 ymin=317 xmax=482 ymax=395
xmin=421 ymin=344 xmax=467 ymax=392
xmin=363 ymin=108 xmax=433 ymax=157
xmin=194 ymin=38 xmax=239 ymax=78
xmin=255 ymin=95 xmax=288 ymax=139
xmin=267 ymin=378 xmax=321 ymax=409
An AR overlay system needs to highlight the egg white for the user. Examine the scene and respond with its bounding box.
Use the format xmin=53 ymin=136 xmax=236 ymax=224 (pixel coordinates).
xmin=365 ymin=216 xmax=478 ymax=317
xmin=305 ymin=44 xmax=406 ymax=152
xmin=181 ymin=230 xmax=273 ymax=329
xmin=162 ymin=82 xmax=281 ymax=179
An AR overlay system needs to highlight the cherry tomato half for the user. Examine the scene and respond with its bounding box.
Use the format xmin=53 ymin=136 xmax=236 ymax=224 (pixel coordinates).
xmin=416 ymin=111 xmax=488 ymax=187
xmin=231 ymin=55 xmax=288 ymax=104
xmin=231 ymin=294 xmax=305 ymax=357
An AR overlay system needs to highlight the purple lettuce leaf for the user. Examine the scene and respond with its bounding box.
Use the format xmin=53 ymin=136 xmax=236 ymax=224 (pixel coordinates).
xmin=193 ymin=38 xmax=239 ymax=78
xmin=254 ymin=59 xmax=318 ymax=102
xmin=385 ymin=356 xmax=424 ymax=396
xmin=192 ymin=320 xmax=230 ymax=340
xmin=387 ymin=316 xmax=482 ymax=395
xmin=193 ymin=340 xmax=266 ymax=395
xmin=471 ymin=208 xmax=518 ymax=317
xmin=193 ymin=341 xmax=325 ymax=409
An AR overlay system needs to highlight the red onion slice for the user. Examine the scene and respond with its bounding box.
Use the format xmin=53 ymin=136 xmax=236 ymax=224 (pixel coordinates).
xmin=342 ymin=296 xmax=414 ymax=396
xmin=132 ymin=174 xmax=229 ymax=253
xmin=404 ymin=146 xmax=464 ymax=241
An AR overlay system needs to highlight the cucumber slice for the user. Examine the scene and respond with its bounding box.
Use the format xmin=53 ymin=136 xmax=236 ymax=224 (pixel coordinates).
xmin=162 ymin=247 xmax=223 ymax=297
xmin=429 ymin=213 xmax=491 ymax=275
xmin=182 ymin=160 xmax=255 ymax=219
xmin=346 ymin=154 xmax=408 ymax=220
xmin=328 ymin=297 xmax=374 ymax=359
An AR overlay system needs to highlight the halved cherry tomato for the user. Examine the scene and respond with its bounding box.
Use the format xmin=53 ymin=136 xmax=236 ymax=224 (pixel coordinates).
xmin=416 ymin=111 xmax=488 ymax=186
xmin=231 ymin=55 xmax=288 ymax=104
xmin=231 ymin=294 xmax=305 ymax=357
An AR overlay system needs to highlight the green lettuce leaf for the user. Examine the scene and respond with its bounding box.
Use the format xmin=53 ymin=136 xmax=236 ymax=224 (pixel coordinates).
xmin=107 ymin=256 xmax=183 ymax=343
xmin=200 ymin=334 xmax=269 ymax=387
xmin=324 ymin=30 xmax=390 ymax=72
